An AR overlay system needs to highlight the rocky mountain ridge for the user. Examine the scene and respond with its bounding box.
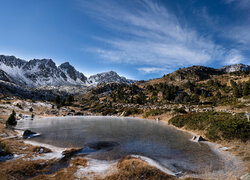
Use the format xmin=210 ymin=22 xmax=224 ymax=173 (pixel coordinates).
xmin=0 ymin=55 xmax=134 ymax=87
xmin=88 ymin=71 xmax=134 ymax=85
xmin=220 ymin=64 xmax=250 ymax=73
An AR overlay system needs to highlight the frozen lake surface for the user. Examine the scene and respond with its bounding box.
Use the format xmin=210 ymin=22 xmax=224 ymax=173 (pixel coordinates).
xmin=16 ymin=116 xmax=227 ymax=175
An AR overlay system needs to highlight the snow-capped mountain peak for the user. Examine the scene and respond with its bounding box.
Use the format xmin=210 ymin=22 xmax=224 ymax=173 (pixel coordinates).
xmin=88 ymin=70 xmax=135 ymax=85
xmin=220 ymin=64 xmax=250 ymax=73
xmin=59 ymin=62 xmax=87 ymax=83
xmin=0 ymin=55 xmax=134 ymax=87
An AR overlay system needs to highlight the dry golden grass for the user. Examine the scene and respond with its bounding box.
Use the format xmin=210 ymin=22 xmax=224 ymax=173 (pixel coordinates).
xmin=104 ymin=156 xmax=204 ymax=180
xmin=222 ymin=140 xmax=250 ymax=172
xmin=1 ymin=138 xmax=36 ymax=158
xmin=0 ymin=158 xmax=56 ymax=180
xmin=104 ymin=156 xmax=176 ymax=180
xmin=31 ymin=157 xmax=87 ymax=180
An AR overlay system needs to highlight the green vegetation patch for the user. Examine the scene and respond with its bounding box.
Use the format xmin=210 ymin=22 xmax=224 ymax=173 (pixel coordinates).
xmin=6 ymin=110 xmax=17 ymax=127
xmin=143 ymin=108 xmax=170 ymax=118
xmin=169 ymin=112 xmax=250 ymax=142
xmin=0 ymin=141 xmax=12 ymax=156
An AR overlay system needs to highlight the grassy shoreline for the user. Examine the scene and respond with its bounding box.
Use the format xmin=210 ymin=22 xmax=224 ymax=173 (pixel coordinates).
xmin=0 ymin=111 xmax=249 ymax=179
xmin=130 ymin=111 xmax=250 ymax=174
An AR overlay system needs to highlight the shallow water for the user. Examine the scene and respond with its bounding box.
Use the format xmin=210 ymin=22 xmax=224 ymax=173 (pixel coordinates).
xmin=17 ymin=116 xmax=225 ymax=174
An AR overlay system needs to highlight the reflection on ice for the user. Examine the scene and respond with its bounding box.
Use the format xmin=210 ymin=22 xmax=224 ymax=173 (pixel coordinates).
xmin=16 ymin=116 xmax=227 ymax=174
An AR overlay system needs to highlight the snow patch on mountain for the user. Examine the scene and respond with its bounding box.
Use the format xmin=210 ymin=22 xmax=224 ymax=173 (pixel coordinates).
xmin=220 ymin=64 xmax=250 ymax=73
xmin=0 ymin=55 xmax=135 ymax=88
xmin=88 ymin=71 xmax=135 ymax=85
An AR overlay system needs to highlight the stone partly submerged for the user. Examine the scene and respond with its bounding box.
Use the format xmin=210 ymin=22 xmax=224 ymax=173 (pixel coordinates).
xmin=191 ymin=135 xmax=206 ymax=142
xmin=23 ymin=129 xmax=39 ymax=139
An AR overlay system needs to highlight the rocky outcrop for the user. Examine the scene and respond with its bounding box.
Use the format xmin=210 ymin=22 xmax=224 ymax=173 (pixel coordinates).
xmin=164 ymin=66 xmax=223 ymax=82
xmin=220 ymin=64 xmax=250 ymax=73
xmin=88 ymin=71 xmax=135 ymax=85
xmin=0 ymin=70 xmax=13 ymax=83
xmin=59 ymin=62 xmax=87 ymax=83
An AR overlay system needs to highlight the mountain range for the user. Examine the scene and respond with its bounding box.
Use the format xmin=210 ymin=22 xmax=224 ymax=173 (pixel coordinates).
xmin=0 ymin=55 xmax=249 ymax=98
xmin=0 ymin=55 xmax=134 ymax=87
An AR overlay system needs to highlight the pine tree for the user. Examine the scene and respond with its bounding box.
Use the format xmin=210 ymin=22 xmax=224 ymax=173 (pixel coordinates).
xmin=66 ymin=95 xmax=74 ymax=105
xmin=55 ymin=95 xmax=61 ymax=106
xmin=6 ymin=111 xmax=17 ymax=126
xmin=243 ymin=82 xmax=249 ymax=97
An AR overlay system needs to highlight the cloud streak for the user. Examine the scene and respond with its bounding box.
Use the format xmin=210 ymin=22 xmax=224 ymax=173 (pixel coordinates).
xmin=79 ymin=0 xmax=247 ymax=71
xmin=137 ymin=67 xmax=169 ymax=74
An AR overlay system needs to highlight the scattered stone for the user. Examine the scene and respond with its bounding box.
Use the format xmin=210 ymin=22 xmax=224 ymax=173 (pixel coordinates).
xmin=120 ymin=111 xmax=125 ymax=116
xmin=23 ymin=129 xmax=37 ymax=139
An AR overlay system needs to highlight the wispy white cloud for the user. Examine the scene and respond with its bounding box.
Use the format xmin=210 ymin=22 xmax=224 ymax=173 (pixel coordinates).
xmin=224 ymin=49 xmax=245 ymax=65
xmin=224 ymin=24 xmax=250 ymax=47
xmin=222 ymin=0 xmax=250 ymax=47
xmin=224 ymin=0 xmax=250 ymax=8
xmin=79 ymin=0 xmax=246 ymax=70
xmin=137 ymin=67 xmax=169 ymax=74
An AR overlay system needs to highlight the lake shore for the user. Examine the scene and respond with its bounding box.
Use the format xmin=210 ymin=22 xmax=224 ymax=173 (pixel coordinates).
xmin=0 ymin=113 xmax=249 ymax=179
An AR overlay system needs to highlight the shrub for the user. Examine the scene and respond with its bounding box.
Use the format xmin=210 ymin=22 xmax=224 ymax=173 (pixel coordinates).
xmin=0 ymin=141 xmax=12 ymax=156
xmin=124 ymin=108 xmax=143 ymax=116
xmin=16 ymin=103 xmax=23 ymax=109
xmin=143 ymin=109 xmax=170 ymax=118
xmin=173 ymin=107 xmax=187 ymax=114
xmin=6 ymin=111 xmax=17 ymax=126
xmin=169 ymin=112 xmax=250 ymax=142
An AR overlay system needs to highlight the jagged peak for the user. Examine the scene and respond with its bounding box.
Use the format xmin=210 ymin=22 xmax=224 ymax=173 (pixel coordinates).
xmin=59 ymin=62 xmax=75 ymax=69
xmin=91 ymin=70 xmax=118 ymax=76
xmin=0 ymin=55 xmax=134 ymax=87
xmin=220 ymin=63 xmax=250 ymax=73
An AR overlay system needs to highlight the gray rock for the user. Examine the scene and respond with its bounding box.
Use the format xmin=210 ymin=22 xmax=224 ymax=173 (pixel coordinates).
xmin=240 ymin=173 xmax=250 ymax=180
xmin=88 ymin=71 xmax=135 ymax=84
xmin=220 ymin=64 xmax=250 ymax=73
xmin=23 ymin=129 xmax=37 ymax=139
xmin=192 ymin=135 xmax=206 ymax=142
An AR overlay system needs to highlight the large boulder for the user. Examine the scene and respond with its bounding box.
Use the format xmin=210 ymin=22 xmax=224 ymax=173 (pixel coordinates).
xmin=23 ymin=129 xmax=37 ymax=139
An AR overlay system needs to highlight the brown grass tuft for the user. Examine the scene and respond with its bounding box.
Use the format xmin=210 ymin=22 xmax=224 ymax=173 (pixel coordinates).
xmin=0 ymin=159 xmax=56 ymax=180
xmin=104 ymin=156 xmax=177 ymax=180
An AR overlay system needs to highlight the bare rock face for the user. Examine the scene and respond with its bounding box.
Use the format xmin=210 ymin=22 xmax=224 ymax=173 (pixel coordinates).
xmin=164 ymin=66 xmax=223 ymax=82
xmin=59 ymin=62 xmax=87 ymax=83
xmin=0 ymin=55 xmax=88 ymax=87
xmin=88 ymin=71 xmax=135 ymax=85
xmin=220 ymin=64 xmax=250 ymax=73
xmin=0 ymin=69 xmax=13 ymax=82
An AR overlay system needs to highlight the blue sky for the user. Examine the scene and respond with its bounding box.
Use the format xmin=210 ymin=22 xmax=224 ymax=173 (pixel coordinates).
xmin=0 ymin=0 xmax=249 ymax=80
